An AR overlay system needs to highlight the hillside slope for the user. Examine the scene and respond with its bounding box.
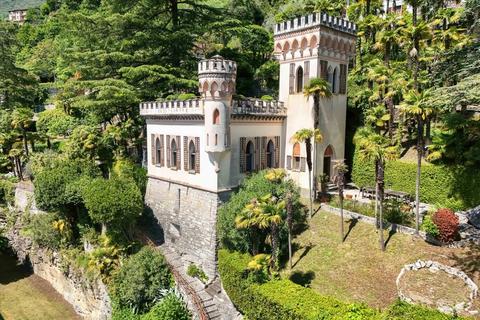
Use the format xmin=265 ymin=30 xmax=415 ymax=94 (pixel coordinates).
xmin=0 ymin=0 xmax=45 ymax=18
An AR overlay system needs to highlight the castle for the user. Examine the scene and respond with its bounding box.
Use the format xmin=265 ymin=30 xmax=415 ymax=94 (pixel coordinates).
xmin=141 ymin=12 xmax=356 ymax=279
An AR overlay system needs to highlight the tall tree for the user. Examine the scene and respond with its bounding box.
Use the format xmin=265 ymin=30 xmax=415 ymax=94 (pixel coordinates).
xmin=333 ymin=160 xmax=348 ymax=242
xmin=292 ymin=128 xmax=323 ymax=219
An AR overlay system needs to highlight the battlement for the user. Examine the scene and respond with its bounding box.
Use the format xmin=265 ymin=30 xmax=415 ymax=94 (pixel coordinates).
xmin=274 ymin=12 xmax=356 ymax=36
xmin=198 ymin=55 xmax=237 ymax=76
xmin=139 ymin=99 xmax=204 ymax=116
xmin=232 ymin=98 xmax=286 ymax=116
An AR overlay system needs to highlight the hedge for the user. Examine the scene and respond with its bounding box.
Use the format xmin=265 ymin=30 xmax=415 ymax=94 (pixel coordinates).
xmin=218 ymin=250 xmax=467 ymax=320
xmin=351 ymin=151 xmax=480 ymax=211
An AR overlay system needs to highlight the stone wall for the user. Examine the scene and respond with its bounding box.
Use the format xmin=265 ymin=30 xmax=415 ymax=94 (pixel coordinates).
xmin=145 ymin=176 xmax=229 ymax=280
xmin=7 ymin=184 xmax=112 ymax=320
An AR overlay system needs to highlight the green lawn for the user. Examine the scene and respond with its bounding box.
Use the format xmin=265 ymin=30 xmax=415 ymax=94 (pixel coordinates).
xmin=0 ymin=253 xmax=79 ymax=320
xmin=284 ymin=207 xmax=480 ymax=312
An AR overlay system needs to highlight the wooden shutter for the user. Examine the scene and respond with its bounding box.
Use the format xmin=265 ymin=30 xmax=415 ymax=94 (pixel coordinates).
xmin=176 ymin=136 xmax=181 ymax=170
xmin=289 ymin=63 xmax=295 ymax=94
xmin=183 ymin=137 xmax=189 ymax=171
xmin=195 ymin=137 xmax=200 ymax=173
xmin=300 ymin=157 xmax=306 ymax=172
xmin=160 ymin=135 xmax=165 ymax=167
xmin=274 ymin=136 xmax=280 ymax=168
xmin=320 ymin=60 xmax=328 ymax=80
xmin=304 ymin=61 xmax=310 ymax=86
xmin=286 ymin=156 xmax=292 ymax=170
xmin=240 ymin=137 xmax=246 ymax=173
xmin=254 ymin=137 xmax=261 ymax=171
xmin=261 ymin=137 xmax=267 ymax=169
xmin=166 ymin=135 xmax=171 ymax=167
xmin=340 ymin=64 xmax=347 ymax=94
xmin=151 ymin=134 xmax=155 ymax=165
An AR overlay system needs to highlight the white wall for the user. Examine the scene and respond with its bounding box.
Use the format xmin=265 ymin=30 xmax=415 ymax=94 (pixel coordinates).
xmin=146 ymin=119 xmax=221 ymax=192
xmin=229 ymin=120 xmax=284 ymax=187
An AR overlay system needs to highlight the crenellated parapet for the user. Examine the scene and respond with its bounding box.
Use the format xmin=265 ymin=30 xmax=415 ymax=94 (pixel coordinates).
xmin=139 ymin=99 xmax=204 ymax=116
xmin=232 ymin=99 xmax=286 ymax=116
xmin=198 ymin=55 xmax=237 ymax=100
xmin=273 ymin=12 xmax=357 ymax=62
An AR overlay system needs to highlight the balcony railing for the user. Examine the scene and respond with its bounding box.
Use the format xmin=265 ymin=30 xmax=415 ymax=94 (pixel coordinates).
xmin=139 ymin=99 xmax=204 ymax=116
xmin=232 ymin=99 xmax=286 ymax=116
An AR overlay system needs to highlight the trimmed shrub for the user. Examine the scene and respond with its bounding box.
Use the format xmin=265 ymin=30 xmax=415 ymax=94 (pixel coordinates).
xmin=352 ymin=149 xmax=480 ymax=210
xmin=26 ymin=212 xmax=72 ymax=250
xmin=110 ymin=247 xmax=173 ymax=313
xmin=218 ymin=250 xmax=379 ymax=320
xmin=432 ymin=208 xmax=459 ymax=243
xmin=219 ymin=250 xmax=467 ymax=320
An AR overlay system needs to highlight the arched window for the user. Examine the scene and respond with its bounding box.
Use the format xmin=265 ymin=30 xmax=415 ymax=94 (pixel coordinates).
xmin=323 ymin=145 xmax=334 ymax=180
xmin=333 ymin=67 xmax=339 ymax=94
xmin=246 ymin=141 xmax=255 ymax=172
xmin=327 ymin=66 xmax=334 ymax=91
xmin=189 ymin=140 xmax=196 ymax=171
xmin=171 ymin=139 xmax=177 ymax=168
xmin=296 ymin=66 xmax=304 ymax=93
xmin=213 ymin=109 xmax=220 ymax=124
xmin=215 ymin=134 xmax=218 ymax=146
xmin=266 ymin=140 xmax=275 ymax=168
xmin=293 ymin=143 xmax=301 ymax=170
xmin=155 ymin=138 xmax=161 ymax=165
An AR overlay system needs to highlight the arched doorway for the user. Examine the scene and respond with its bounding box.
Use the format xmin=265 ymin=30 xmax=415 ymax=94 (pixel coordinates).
xmin=246 ymin=141 xmax=255 ymax=172
xmin=171 ymin=139 xmax=177 ymax=168
xmin=266 ymin=140 xmax=275 ymax=168
xmin=323 ymin=145 xmax=334 ymax=180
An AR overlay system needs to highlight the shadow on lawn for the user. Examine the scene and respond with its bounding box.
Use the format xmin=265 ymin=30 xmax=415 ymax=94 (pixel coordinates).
xmin=292 ymin=243 xmax=315 ymax=268
xmin=343 ymin=218 xmax=358 ymax=242
xmin=449 ymin=244 xmax=480 ymax=278
xmin=384 ymin=228 xmax=397 ymax=249
xmin=289 ymin=270 xmax=315 ymax=287
xmin=0 ymin=251 xmax=32 ymax=285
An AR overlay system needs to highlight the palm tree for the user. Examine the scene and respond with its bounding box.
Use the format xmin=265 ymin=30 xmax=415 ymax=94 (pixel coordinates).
xmin=333 ymin=160 xmax=348 ymax=242
xmin=292 ymin=128 xmax=323 ymax=219
xmin=399 ymin=89 xmax=436 ymax=234
xmin=235 ymin=198 xmax=263 ymax=255
xmin=257 ymin=194 xmax=285 ymax=269
xmin=286 ymin=191 xmax=293 ymax=269
xmin=303 ymin=78 xmax=332 ymax=130
xmin=354 ymin=127 xmax=398 ymax=251
xmin=11 ymin=108 xmax=33 ymax=157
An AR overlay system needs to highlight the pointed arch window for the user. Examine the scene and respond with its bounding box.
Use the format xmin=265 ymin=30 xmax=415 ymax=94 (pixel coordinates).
xmin=188 ymin=140 xmax=196 ymax=171
xmin=213 ymin=109 xmax=220 ymax=124
xmin=293 ymin=143 xmax=301 ymax=170
xmin=246 ymin=141 xmax=255 ymax=172
xmin=296 ymin=66 xmax=304 ymax=93
xmin=171 ymin=139 xmax=178 ymax=168
xmin=155 ymin=137 xmax=161 ymax=165
xmin=333 ymin=67 xmax=339 ymax=94
xmin=266 ymin=140 xmax=275 ymax=168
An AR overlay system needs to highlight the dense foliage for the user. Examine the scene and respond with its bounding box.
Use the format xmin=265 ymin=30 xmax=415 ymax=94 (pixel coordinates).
xmin=110 ymin=247 xmax=173 ymax=314
xmin=352 ymin=150 xmax=480 ymax=210
xmin=217 ymin=170 xmax=304 ymax=257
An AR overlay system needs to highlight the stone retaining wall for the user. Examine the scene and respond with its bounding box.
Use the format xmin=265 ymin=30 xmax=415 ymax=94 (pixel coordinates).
xmin=145 ymin=176 xmax=231 ymax=280
xmin=7 ymin=183 xmax=112 ymax=320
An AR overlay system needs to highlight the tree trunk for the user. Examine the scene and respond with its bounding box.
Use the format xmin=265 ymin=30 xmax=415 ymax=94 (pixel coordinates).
xmin=101 ymin=223 xmax=107 ymax=235
xmin=23 ymin=129 xmax=29 ymax=157
xmin=313 ymin=95 xmax=320 ymax=130
xmin=378 ymin=160 xmax=385 ymax=251
xmin=306 ymin=139 xmax=313 ymax=219
xmin=286 ymin=193 xmax=293 ymax=269
xmin=270 ymin=224 xmax=279 ymax=270
xmin=415 ymin=115 xmax=424 ymax=234
xmin=374 ymin=161 xmax=379 ymax=229
xmin=340 ymin=186 xmax=344 ymax=242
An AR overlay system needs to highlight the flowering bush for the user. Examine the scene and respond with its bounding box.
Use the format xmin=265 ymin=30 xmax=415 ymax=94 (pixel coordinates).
xmin=432 ymin=208 xmax=459 ymax=243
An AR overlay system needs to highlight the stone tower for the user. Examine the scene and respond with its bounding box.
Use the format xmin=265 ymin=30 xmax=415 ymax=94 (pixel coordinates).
xmin=199 ymin=55 xmax=237 ymax=153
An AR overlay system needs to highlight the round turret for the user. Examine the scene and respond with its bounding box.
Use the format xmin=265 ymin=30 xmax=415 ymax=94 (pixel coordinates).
xmin=200 ymin=55 xmax=236 ymax=153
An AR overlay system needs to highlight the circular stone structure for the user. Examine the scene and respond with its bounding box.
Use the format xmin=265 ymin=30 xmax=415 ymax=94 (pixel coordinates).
xmin=396 ymin=260 xmax=478 ymax=315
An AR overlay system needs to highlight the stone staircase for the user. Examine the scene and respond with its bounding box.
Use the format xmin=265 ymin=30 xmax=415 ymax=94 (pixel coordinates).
xmin=159 ymin=246 xmax=241 ymax=320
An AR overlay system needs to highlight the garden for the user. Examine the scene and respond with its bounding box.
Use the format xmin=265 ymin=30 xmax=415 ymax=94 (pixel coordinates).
xmin=218 ymin=169 xmax=480 ymax=319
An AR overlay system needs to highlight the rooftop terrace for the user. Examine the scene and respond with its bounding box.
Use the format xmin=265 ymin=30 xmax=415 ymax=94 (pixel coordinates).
xmin=139 ymin=98 xmax=286 ymax=117
xmin=274 ymin=12 xmax=357 ymax=36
